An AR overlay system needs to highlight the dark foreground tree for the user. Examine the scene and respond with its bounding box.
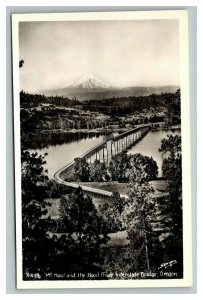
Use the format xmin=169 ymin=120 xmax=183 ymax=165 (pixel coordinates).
xmin=123 ymin=175 xmax=163 ymax=272
xmin=21 ymin=151 xmax=108 ymax=279
xmin=99 ymin=192 xmax=126 ymax=233
xmin=73 ymin=157 xmax=90 ymax=182
xmin=58 ymin=188 xmax=109 ymax=275
xmin=21 ymin=151 xmax=58 ymax=278
xmin=162 ymin=89 xmax=181 ymax=125
xmin=21 ymin=151 xmax=49 ymax=204
xmin=109 ymin=150 xmax=162 ymax=273
xmin=159 ymin=134 xmax=182 ymax=229
xmin=89 ymin=159 xmax=109 ymax=182
xmin=159 ymin=134 xmax=183 ymax=274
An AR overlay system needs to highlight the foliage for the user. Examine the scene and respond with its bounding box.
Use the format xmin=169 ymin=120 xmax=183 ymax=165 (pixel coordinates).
xmin=108 ymin=151 xmax=130 ymax=182
xmin=117 ymin=150 xmax=162 ymax=272
xmin=21 ymin=151 xmax=109 ymax=278
xmin=73 ymin=157 xmax=90 ymax=182
xmin=20 ymin=91 xmax=80 ymax=109
xmin=99 ymin=192 xmax=126 ymax=233
xmin=85 ymin=92 xmax=168 ymax=116
xmin=21 ymin=150 xmax=57 ymax=277
xmin=162 ymin=89 xmax=181 ymax=125
xmin=89 ymin=159 xmax=109 ymax=182
xmin=58 ymin=188 xmax=109 ymax=274
xmin=21 ymin=151 xmax=49 ymax=204
xmin=127 ymin=153 xmax=158 ymax=183
xmin=109 ymin=152 xmax=158 ymax=183
xmin=46 ymin=180 xmax=73 ymax=198
xmin=123 ymin=181 xmax=163 ymax=272
xmin=113 ymin=192 xmax=125 ymax=215
xmin=159 ymin=134 xmax=183 ymax=274
xmin=72 ymin=152 xmax=158 ymax=184
xmin=159 ymin=134 xmax=181 ymax=159
xmin=159 ymin=134 xmax=182 ymax=210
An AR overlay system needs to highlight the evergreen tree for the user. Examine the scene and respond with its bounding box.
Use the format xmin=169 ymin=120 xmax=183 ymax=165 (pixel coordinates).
xmin=21 ymin=151 xmax=59 ymax=278
xmin=159 ymin=134 xmax=183 ymax=274
xmin=58 ymin=188 xmax=108 ymax=274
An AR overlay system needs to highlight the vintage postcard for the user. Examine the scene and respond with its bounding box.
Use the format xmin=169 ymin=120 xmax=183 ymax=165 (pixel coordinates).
xmin=12 ymin=10 xmax=192 ymax=289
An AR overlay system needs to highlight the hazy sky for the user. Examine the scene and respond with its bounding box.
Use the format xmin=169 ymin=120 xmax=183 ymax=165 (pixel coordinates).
xmin=19 ymin=19 xmax=180 ymax=93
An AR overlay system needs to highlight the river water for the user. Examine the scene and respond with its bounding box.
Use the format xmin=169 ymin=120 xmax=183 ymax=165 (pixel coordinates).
xmin=29 ymin=128 xmax=181 ymax=179
xmin=127 ymin=128 xmax=181 ymax=176
xmin=30 ymin=134 xmax=105 ymax=178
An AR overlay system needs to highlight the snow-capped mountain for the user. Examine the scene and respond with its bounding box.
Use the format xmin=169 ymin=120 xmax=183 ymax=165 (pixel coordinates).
xmin=39 ymin=73 xmax=179 ymax=101
xmin=68 ymin=73 xmax=113 ymax=89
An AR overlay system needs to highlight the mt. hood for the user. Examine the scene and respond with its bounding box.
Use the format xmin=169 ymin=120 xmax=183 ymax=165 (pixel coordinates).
xmin=67 ymin=73 xmax=113 ymax=89
xmin=40 ymin=73 xmax=179 ymax=101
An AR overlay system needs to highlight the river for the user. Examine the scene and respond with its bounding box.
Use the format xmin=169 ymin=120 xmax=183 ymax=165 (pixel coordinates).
xmin=29 ymin=128 xmax=181 ymax=179
xmin=127 ymin=128 xmax=181 ymax=176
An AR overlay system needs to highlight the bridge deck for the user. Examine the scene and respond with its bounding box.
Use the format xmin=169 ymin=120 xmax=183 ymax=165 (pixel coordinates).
xmin=53 ymin=124 xmax=166 ymax=200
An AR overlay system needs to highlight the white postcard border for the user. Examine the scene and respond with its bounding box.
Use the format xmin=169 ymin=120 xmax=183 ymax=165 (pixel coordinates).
xmin=12 ymin=10 xmax=192 ymax=289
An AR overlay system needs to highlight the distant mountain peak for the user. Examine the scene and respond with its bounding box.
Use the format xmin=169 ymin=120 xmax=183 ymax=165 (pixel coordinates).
xmin=68 ymin=73 xmax=113 ymax=89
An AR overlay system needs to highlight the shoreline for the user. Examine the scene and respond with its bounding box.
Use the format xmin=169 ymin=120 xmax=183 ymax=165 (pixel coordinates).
xmin=23 ymin=125 xmax=181 ymax=136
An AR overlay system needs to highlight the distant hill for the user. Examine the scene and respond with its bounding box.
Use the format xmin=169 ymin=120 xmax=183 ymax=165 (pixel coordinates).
xmin=39 ymin=73 xmax=179 ymax=101
xmin=40 ymin=85 xmax=179 ymax=101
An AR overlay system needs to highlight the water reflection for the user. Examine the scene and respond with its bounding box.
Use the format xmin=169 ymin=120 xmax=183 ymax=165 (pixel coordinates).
xmin=29 ymin=133 xmax=106 ymax=178
xmin=22 ymin=131 xmax=109 ymax=150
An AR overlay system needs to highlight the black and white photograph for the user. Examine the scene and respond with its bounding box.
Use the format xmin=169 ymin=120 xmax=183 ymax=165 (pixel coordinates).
xmin=12 ymin=10 xmax=192 ymax=289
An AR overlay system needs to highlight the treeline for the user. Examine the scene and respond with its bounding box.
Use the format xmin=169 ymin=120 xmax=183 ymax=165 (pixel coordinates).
xmin=67 ymin=151 xmax=158 ymax=183
xmin=84 ymin=89 xmax=181 ymax=117
xmin=20 ymin=91 xmax=80 ymax=108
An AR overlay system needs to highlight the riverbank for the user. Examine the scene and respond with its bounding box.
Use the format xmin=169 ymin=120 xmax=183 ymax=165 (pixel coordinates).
xmin=23 ymin=123 xmax=181 ymax=136
xmin=151 ymin=124 xmax=181 ymax=131
xmin=24 ymin=127 xmax=127 ymax=135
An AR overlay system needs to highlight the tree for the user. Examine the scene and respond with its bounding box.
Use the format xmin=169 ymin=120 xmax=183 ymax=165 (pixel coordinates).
xmin=159 ymin=135 xmax=183 ymax=273
xmin=99 ymin=192 xmax=126 ymax=233
xmin=119 ymin=152 xmax=163 ymax=272
xmin=58 ymin=188 xmax=108 ymax=274
xmin=21 ymin=151 xmax=58 ymax=278
xmin=89 ymin=159 xmax=109 ymax=182
xmin=109 ymin=152 xmax=158 ymax=183
xmin=124 ymin=181 xmax=164 ymax=272
xmin=159 ymin=134 xmax=182 ymax=215
xmin=73 ymin=157 xmax=90 ymax=182
xmin=113 ymin=192 xmax=125 ymax=215
xmin=159 ymin=134 xmax=181 ymax=159
xmin=127 ymin=153 xmax=158 ymax=183
xmin=21 ymin=151 xmax=49 ymax=204
xmin=162 ymin=89 xmax=181 ymax=125
xmin=109 ymin=151 xmax=130 ymax=182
